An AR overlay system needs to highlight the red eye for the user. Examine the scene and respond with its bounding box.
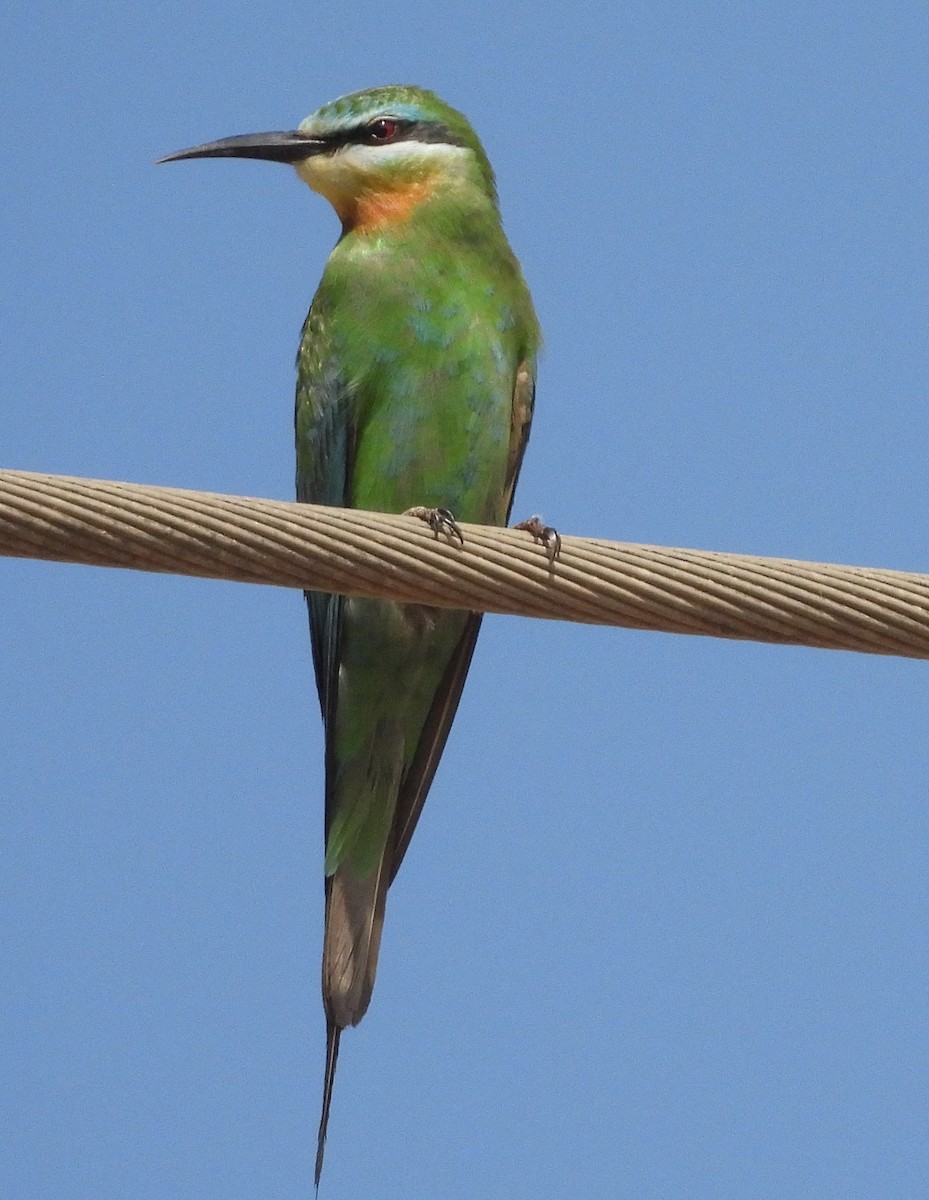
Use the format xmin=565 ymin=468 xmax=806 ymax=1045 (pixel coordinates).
xmin=366 ymin=118 xmax=399 ymax=143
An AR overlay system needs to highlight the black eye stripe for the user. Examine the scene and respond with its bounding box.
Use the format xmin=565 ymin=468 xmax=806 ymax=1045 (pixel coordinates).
xmin=318 ymin=119 xmax=468 ymax=153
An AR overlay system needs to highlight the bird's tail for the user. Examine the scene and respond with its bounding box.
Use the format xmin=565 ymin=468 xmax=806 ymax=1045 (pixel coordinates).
xmin=315 ymin=1020 xmax=341 ymax=1190
xmin=322 ymin=855 xmax=390 ymax=1027
xmin=314 ymin=859 xmax=391 ymax=1187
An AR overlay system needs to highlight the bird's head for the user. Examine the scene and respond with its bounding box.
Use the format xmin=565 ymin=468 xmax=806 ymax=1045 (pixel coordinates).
xmin=158 ymin=85 xmax=498 ymax=233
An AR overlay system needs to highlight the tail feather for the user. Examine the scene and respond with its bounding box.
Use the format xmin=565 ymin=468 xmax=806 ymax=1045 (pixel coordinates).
xmin=315 ymin=853 xmax=392 ymax=1187
xmin=323 ymin=855 xmax=391 ymax=1028
xmin=315 ymin=1021 xmax=341 ymax=1190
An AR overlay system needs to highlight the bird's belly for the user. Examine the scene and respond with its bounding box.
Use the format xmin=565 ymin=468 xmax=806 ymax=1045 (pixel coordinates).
xmin=350 ymin=368 xmax=514 ymax=523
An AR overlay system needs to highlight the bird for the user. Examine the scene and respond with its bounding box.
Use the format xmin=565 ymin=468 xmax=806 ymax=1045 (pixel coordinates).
xmin=159 ymin=84 xmax=540 ymax=1186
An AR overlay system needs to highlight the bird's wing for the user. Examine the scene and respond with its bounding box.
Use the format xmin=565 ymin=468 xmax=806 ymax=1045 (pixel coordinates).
xmin=388 ymin=358 xmax=536 ymax=879
xmin=503 ymin=359 xmax=536 ymax=520
xmin=295 ymin=308 xmax=353 ymax=771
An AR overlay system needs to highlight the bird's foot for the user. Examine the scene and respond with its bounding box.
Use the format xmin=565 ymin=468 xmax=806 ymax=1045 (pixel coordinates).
xmin=514 ymin=515 xmax=562 ymax=561
xmin=404 ymin=505 xmax=464 ymax=545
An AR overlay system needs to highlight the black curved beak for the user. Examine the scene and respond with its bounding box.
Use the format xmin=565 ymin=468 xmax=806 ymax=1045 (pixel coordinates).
xmin=157 ymin=131 xmax=327 ymax=165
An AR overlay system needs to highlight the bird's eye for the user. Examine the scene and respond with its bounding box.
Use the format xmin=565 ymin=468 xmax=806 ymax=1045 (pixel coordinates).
xmin=365 ymin=118 xmax=399 ymax=143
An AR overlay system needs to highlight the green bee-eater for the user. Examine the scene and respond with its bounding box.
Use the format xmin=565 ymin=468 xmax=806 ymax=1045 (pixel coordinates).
xmin=160 ymin=84 xmax=540 ymax=1184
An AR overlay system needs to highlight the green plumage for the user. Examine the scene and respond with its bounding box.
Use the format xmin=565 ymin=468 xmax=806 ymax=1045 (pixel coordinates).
xmin=295 ymin=91 xmax=538 ymax=1183
xmin=297 ymin=174 xmax=538 ymax=874
xmin=158 ymin=84 xmax=539 ymax=1186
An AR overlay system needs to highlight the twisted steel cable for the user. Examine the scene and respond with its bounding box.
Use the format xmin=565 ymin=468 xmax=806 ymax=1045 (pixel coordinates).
xmin=2 ymin=468 xmax=928 ymax=659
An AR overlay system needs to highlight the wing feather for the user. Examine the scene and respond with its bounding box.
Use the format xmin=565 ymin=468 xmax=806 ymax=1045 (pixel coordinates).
xmin=388 ymin=357 xmax=535 ymax=880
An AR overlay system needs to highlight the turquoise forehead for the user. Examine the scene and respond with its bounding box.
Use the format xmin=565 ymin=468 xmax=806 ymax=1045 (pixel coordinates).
xmin=297 ymin=85 xmax=468 ymax=138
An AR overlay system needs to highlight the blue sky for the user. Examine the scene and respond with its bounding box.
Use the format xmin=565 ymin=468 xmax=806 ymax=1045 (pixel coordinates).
xmin=3 ymin=4 xmax=928 ymax=1197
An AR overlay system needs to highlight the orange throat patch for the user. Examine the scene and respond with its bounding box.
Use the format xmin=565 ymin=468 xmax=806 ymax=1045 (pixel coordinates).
xmin=337 ymin=178 xmax=435 ymax=234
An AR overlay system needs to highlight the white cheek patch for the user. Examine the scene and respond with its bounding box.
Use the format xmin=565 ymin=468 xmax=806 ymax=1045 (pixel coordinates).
xmin=295 ymin=140 xmax=470 ymax=194
xmin=339 ymin=140 xmax=469 ymax=169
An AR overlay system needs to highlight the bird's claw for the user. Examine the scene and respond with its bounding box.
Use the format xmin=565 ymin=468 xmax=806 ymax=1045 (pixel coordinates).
xmin=514 ymin=515 xmax=562 ymax=561
xmin=405 ymin=505 xmax=464 ymax=545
